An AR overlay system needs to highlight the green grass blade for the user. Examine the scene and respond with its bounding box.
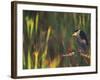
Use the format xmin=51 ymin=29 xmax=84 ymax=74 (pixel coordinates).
xmin=27 ymin=48 xmax=31 ymax=69
xmin=35 ymin=13 xmax=39 ymax=33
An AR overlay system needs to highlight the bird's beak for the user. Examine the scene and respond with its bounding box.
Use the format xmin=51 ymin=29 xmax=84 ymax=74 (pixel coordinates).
xmin=72 ymin=32 xmax=77 ymax=37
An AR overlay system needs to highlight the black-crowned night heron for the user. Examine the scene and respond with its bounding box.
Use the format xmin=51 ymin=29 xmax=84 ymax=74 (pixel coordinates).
xmin=72 ymin=29 xmax=88 ymax=54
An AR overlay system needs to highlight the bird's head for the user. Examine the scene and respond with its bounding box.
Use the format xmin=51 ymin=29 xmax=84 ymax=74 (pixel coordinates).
xmin=72 ymin=29 xmax=80 ymax=37
xmin=72 ymin=29 xmax=88 ymax=45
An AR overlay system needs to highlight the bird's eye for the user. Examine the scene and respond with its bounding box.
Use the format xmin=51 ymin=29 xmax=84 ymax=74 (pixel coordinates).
xmin=74 ymin=29 xmax=79 ymax=32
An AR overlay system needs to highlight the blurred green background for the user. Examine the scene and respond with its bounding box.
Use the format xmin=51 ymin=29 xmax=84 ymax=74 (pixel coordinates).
xmin=23 ymin=10 xmax=91 ymax=69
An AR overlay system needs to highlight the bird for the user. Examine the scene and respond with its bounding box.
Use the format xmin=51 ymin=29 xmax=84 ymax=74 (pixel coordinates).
xmin=72 ymin=29 xmax=88 ymax=54
xmin=72 ymin=29 xmax=91 ymax=65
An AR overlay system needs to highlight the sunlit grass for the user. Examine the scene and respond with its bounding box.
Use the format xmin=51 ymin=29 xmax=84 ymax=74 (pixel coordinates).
xmin=33 ymin=51 xmax=39 ymax=69
xmin=49 ymin=54 xmax=61 ymax=68
xmin=27 ymin=48 xmax=31 ymax=69
xmin=35 ymin=13 xmax=39 ymax=33
xmin=25 ymin=16 xmax=34 ymax=39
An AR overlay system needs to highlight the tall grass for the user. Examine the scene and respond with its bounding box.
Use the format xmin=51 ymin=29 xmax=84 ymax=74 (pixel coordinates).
xmin=23 ymin=11 xmax=91 ymax=69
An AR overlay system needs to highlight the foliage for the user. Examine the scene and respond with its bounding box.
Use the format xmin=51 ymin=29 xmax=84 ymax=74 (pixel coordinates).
xmin=23 ymin=10 xmax=91 ymax=69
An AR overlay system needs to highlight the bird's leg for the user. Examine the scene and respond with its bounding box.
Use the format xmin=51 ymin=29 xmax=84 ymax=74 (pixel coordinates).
xmin=78 ymin=50 xmax=90 ymax=66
